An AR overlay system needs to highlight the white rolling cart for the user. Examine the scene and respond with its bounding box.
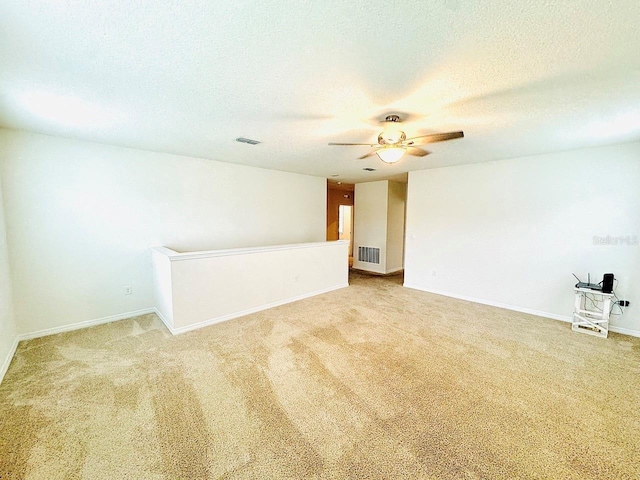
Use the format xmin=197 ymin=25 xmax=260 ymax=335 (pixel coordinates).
xmin=572 ymin=287 xmax=614 ymax=338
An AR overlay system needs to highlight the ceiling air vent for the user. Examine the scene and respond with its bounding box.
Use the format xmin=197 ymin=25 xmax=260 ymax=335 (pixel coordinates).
xmin=235 ymin=137 xmax=261 ymax=145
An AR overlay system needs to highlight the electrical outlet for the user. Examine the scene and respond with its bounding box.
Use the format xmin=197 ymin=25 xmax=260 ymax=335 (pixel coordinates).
xmin=431 ymin=270 xmax=437 ymax=277
xmin=124 ymin=286 xmax=132 ymax=295
xmin=295 ymin=276 xmax=300 ymax=283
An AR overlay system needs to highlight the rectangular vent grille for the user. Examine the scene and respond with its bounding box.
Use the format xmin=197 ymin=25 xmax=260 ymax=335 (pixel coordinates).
xmin=235 ymin=137 xmax=261 ymax=145
xmin=358 ymin=246 xmax=380 ymax=264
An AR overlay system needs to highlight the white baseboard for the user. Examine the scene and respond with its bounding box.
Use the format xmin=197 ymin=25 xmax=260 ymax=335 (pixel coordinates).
xmin=609 ymin=325 xmax=640 ymax=338
xmin=164 ymin=283 xmax=350 ymax=335
xmin=1 ymin=308 xmax=156 ymax=385
xmin=403 ymin=283 xmax=640 ymax=338
xmin=351 ymin=267 xmax=402 ymax=276
xmin=3 ymin=280 xmax=636 ymax=386
xmin=153 ymin=307 xmax=172 ymax=332
xmin=543 ymin=319 xmax=640 ymax=339
xmin=403 ymin=282 xmax=571 ymax=322
xmin=0 ymin=336 xmax=20 ymax=385
xmin=11 ymin=281 xmax=350 ymax=342
xmin=2 ymin=284 xmax=349 ymax=383
xmin=18 ymin=307 xmax=157 ymax=341
xmin=385 ymin=267 xmax=404 ymax=274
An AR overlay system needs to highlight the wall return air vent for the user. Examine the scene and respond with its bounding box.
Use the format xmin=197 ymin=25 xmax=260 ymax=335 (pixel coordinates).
xmin=358 ymin=246 xmax=380 ymax=264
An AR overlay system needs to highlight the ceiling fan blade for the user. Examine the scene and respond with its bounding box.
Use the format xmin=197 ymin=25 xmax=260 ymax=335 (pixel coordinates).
xmin=358 ymin=150 xmax=379 ymax=160
xmin=406 ymin=147 xmax=430 ymax=157
xmin=328 ymin=142 xmax=377 ymax=146
xmin=406 ymin=131 xmax=464 ymax=145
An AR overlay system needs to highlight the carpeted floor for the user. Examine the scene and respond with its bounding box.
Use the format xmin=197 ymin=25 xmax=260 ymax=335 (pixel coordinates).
xmin=1 ymin=271 xmax=639 ymax=479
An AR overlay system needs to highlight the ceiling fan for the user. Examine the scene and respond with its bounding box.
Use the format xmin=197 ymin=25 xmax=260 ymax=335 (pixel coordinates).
xmin=328 ymin=115 xmax=464 ymax=164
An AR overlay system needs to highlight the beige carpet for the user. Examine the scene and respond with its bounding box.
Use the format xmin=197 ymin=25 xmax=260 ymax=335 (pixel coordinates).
xmin=1 ymin=271 xmax=639 ymax=479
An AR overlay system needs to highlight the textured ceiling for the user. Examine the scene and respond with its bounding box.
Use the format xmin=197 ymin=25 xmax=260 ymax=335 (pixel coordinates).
xmin=1 ymin=1 xmax=639 ymax=183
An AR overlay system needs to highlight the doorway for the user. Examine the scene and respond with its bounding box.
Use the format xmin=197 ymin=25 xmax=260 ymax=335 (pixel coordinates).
xmin=326 ymin=181 xmax=355 ymax=267
xmin=338 ymin=204 xmax=354 ymax=260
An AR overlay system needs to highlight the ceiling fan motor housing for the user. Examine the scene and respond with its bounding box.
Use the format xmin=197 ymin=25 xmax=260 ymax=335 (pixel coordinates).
xmin=380 ymin=115 xmax=406 ymax=145
xmin=378 ymin=130 xmax=406 ymax=145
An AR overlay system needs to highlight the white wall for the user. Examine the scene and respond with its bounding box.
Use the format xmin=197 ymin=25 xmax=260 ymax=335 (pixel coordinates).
xmin=153 ymin=241 xmax=349 ymax=334
xmin=0 ymin=169 xmax=17 ymax=382
xmin=0 ymin=168 xmax=18 ymax=382
xmin=353 ymin=181 xmax=388 ymax=274
xmin=405 ymin=142 xmax=640 ymax=335
xmin=386 ymin=181 xmax=406 ymax=273
xmin=354 ymin=180 xmax=406 ymax=274
xmin=0 ymin=129 xmax=326 ymax=335
xmin=151 ymin=248 xmax=174 ymax=327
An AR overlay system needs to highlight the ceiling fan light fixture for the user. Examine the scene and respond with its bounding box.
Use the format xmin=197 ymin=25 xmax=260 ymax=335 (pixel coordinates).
xmin=381 ymin=115 xmax=405 ymax=144
xmin=381 ymin=126 xmax=404 ymax=144
xmin=376 ymin=147 xmax=406 ymax=164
